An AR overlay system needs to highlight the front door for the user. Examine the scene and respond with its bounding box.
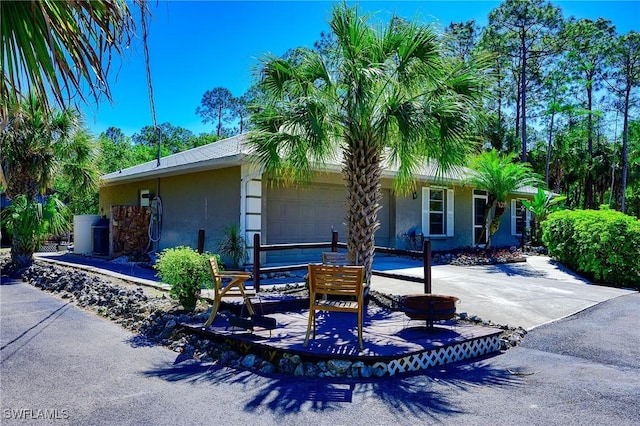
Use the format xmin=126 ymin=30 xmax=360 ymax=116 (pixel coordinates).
xmin=473 ymin=191 xmax=488 ymax=246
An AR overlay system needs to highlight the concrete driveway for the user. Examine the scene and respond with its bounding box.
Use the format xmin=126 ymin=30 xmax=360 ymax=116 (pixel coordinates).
xmin=370 ymin=255 xmax=635 ymax=330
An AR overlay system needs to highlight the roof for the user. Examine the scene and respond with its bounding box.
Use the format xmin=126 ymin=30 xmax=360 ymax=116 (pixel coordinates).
xmin=100 ymin=133 xmax=537 ymax=195
xmin=101 ymin=134 xmax=250 ymax=185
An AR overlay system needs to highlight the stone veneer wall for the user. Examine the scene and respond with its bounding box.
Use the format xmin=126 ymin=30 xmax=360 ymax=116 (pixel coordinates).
xmin=110 ymin=205 xmax=151 ymax=257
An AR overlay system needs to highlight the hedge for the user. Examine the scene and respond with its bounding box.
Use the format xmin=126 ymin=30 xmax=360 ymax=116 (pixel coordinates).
xmin=541 ymin=209 xmax=640 ymax=288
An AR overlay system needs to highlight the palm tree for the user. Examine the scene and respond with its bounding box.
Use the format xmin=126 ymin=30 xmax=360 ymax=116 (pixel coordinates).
xmin=0 ymin=0 xmax=141 ymax=121
xmin=468 ymin=149 xmax=541 ymax=247
xmin=0 ymin=0 xmax=144 ymax=192
xmin=0 ymin=94 xmax=99 ymax=267
xmin=1 ymin=195 xmax=69 ymax=269
xmin=521 ymin=188 xmax=566 ymax=245
xmin=249 ymin=5 xmax=487 ymax=283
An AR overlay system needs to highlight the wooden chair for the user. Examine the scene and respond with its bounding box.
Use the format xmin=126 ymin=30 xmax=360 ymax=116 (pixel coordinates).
xmin=304 ymin=263 xmax=365 ymax=351
xmin=203 ymin=257 xmax=255 ymax=328
xmin=322 ymin=251 xmax=352 ymax=266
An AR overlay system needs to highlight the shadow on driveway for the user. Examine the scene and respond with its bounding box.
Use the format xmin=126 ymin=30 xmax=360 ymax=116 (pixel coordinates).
xmin=142 ymin=355 xmax=522 ymax=420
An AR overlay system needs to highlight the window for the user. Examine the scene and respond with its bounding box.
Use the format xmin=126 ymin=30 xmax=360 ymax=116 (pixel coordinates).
xmin=511 ymin=199 xmax=530 ymax=236
xmin=422 ymin=187 xmax=454 ymax=237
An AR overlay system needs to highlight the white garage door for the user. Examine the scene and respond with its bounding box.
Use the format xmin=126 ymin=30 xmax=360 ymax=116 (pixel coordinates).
xmin=266 ymin=184 xmax=390 ymax=262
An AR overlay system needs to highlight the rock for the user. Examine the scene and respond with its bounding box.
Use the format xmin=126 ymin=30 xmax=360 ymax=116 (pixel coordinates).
xmin=327 ymin=359 xmax=352 ymax=375
xmin=500 ymin=339 xmax=509 ymax=350
xmin=241 ymin=354 xmax=258 ymax=369
xmin=219 ymin=350 xmax=240 ymax=366
xmin=277 ymin=358 xmax=296 ymax=375
xmin=259 ymin=363 xmax=276 ymax=375
xmin=303 ymin=362 xmax=319 ymax=377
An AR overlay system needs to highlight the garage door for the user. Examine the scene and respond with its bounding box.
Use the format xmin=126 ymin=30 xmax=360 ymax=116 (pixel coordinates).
xmin=265 ymin=184 xmax=390 ymax=262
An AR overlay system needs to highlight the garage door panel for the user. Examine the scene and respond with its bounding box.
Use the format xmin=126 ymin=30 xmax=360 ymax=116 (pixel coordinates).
xmin=266 ymin=184 xmax=390 ymax=262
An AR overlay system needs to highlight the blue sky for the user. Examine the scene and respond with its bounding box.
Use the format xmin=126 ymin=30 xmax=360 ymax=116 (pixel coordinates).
xmin=80 ymin=0 xmax=639 ymax=137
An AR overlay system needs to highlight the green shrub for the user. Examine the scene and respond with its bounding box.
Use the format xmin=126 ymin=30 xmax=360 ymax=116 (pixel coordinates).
xmin=542 ymin=209 xmax=640 ymax=287
xmin=154 ymin=246 xmax=215 ymax=311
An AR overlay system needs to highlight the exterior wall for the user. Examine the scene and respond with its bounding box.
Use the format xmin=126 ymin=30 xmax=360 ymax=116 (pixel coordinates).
xmin=262 ymin=173 xmax=394 ymax=263
xmin=391 ymin=183 xmax=533 ymax=252
xmin=393 ymin=184 xmax=475 ymax=251
xmin=98 ymin=179 xmax=157 ymax=216
xmin=99 ymin=167 xmax=241 ymax=254
xmin=99 ymin=163 xmax=534 ymax=262
xmin=490 ymin=194 xmax=531 ymax=248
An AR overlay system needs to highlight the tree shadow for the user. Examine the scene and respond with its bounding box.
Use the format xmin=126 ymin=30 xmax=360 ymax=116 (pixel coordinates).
xmin=481 ymin=263 xmax=547 ymax=278
xmin=142 ymin=354 xmax=523 ymax=422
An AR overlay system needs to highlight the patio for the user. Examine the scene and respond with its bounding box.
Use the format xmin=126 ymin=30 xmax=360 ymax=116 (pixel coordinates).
xmin=182 ymin=296 xmax=501 ymax=377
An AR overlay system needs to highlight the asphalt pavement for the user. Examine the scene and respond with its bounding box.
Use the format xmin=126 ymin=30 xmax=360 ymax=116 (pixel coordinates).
xmin=1 ymin=278 xmax=639 ymax=425
xmin=3 ymin=253 xmax=640 ymax=425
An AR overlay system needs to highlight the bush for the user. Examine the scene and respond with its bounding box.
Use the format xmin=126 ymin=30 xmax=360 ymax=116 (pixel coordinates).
xmin=155 ymin=246 xmax=215 ymax=311
xmin=542 ymin=209 xmax=640 ymax=288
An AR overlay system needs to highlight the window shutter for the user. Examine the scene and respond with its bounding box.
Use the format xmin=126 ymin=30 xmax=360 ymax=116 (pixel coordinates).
xmin=422 ymin=187 xmax=429 ymax=235
xmin=446 ymin=189 xmax=454 ymax=237
xmin=510 ymin=199 xmax=517 ymax=235
xmin=525 ymin=207 xmax=532 ymax=232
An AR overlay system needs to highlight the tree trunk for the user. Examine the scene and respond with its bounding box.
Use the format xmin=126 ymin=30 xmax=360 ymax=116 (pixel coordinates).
xmin=343 ymin=140 xmax=382 ymax=286
xmin=520 ymin=31 xmax=528 ymax=162
xmin=621 ymin=84 xmax=630 ymax=213
xmin=545 ymin=109 xmax=556 ymax=187
xmin=585 ymin=83 xmax=594 ymax=209
xmin=477 ymin=196 xmax=496 ymax=246
xmin=10 ymin=231 xmax=36 ymax=269
xmin=487 ymin=201 xmax=507 ymax=248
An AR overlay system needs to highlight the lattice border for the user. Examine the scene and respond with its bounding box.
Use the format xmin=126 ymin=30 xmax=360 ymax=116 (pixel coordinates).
xmin=371 ymin=334 xmax=501 ymax=376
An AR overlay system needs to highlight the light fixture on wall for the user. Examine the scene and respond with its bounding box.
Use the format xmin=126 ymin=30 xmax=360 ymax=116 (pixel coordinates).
xmin=412 ymin=191 xmax=418 ymax=200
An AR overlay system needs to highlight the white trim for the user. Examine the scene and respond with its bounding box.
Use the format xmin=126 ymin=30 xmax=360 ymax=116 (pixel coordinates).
xmin=446 ymin=189 xmax=455 ymax=237
xmin=422 ymin=186 xmax=454 ymax=238
xmin=241 ymin=163 xmax=263 ymax=263
xmin=472 ymin=192 xmax=488 ymax=246
xmin=422 ymin=187 xmax=430 ymax=236
xmin=510 ymin=198 xmax=530 ymax=236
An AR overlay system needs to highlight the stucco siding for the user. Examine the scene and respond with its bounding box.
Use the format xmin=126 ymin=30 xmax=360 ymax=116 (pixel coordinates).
xmin=98 ymin=179 xmax=157 ymax=217
xmin=99 ymin=167 xmax=241 ymax=254
xmin=489 ymin=195 xmax=529 ymax=248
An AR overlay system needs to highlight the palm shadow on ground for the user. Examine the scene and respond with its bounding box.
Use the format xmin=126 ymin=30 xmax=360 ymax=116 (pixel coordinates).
xmin=142 ymin=354 xmax=522 ymax=422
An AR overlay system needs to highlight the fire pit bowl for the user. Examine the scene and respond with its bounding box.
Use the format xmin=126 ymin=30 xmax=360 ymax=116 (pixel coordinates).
xmin=400 ymin=294 xmax=459 ymax=325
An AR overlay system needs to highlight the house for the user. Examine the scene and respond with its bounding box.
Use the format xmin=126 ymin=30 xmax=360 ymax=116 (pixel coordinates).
xmin=99 ymin=134 xmax=535 ymax=263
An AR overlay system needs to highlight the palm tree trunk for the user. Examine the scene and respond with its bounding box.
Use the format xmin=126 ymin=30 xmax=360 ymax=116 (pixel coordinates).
xmin=477 ymin=197 xmax=497 ymax=246
xmin=343 ymin=141 xmax=382 ymax=286
xmin=487 ymin=201 xmax=507 ymax=248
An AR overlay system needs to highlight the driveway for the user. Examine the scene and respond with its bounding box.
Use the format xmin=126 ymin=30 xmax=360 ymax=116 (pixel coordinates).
xmin=370 ymin=255 xmax=635 ymax=330
xmin=2 ymin=265 xmax=639 ymax=425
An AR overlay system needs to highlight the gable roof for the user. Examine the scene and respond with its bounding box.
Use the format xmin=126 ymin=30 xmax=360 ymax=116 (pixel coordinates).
xmin=100 ymin=133 xmax=537 ymax=194
xmin=101 ymin=134 xmax=250 ymax=185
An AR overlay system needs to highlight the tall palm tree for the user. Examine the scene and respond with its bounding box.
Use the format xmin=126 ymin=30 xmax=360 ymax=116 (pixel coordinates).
xmin=249 ymin=5 xmax=487 ymax=283
xmin=0 ymin=94 xmax=99 ymax=267
xmin=468 ymin=149 xmax=541 ymax=247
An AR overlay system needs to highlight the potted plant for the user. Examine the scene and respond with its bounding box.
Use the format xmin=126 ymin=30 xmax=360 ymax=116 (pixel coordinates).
xmin=154 ymin=246 xmax=212 ymax=311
